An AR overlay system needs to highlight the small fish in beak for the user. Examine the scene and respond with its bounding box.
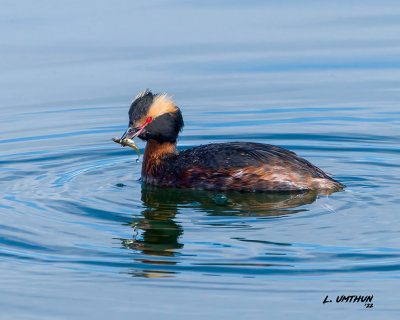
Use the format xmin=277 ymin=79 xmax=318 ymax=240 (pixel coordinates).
xmin=112 ymin=117 xmax=153 ymax=161
xmin=112 ymin=137 xmax=140 ymax=160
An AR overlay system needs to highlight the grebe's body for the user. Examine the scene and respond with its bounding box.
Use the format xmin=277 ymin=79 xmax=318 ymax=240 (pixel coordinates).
xmin=119 ymin=90 xmax=344 ymax=192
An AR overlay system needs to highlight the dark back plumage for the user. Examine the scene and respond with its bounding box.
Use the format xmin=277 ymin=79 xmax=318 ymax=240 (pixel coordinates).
xmin=143 ymin=142 xmax=344 ymax=192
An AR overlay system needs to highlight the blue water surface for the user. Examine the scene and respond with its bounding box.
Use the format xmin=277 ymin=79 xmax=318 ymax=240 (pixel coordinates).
xmin=1 ymin=1 xmax=400 ymax=319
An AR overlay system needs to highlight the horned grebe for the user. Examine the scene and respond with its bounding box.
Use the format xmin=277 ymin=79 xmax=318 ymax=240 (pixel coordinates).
xmin=118 ymin=90 xmax=344 ymax=192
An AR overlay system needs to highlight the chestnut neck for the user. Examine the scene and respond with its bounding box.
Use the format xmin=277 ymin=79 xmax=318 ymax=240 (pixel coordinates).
xmin=142 ymin=139 xmax=178 ymax=176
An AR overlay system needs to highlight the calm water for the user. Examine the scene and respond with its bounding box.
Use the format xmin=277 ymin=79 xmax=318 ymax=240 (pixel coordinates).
xmin=1 ymin=1 xmax=400 ymax=319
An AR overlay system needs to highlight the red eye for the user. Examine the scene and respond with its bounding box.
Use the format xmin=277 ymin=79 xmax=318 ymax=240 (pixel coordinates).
xmin=146 ymin=117 xmax=153 ymax=123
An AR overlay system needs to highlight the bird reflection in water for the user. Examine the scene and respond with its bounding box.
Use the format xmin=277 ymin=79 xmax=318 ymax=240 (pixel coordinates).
xmin=120 ymin=184 xmax=341 ymax=278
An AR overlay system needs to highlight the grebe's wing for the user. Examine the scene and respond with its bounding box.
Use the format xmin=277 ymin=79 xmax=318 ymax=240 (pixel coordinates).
xmin=176 ymin=142 xmax=329 ymax=179
xmin=169 ymin=142 xmax=342 ymax=191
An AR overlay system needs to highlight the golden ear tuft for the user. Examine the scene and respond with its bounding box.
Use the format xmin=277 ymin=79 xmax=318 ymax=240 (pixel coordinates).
xmin=147 ymin=93 xmax=177 ymax=119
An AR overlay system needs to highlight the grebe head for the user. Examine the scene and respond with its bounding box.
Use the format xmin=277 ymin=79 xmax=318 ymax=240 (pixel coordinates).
xmin=120 ymin=89 xmax=184 ymax=143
